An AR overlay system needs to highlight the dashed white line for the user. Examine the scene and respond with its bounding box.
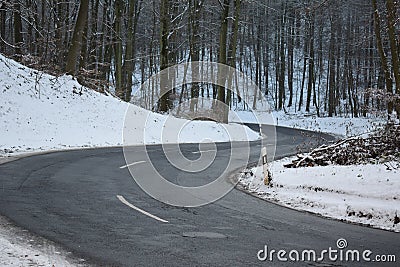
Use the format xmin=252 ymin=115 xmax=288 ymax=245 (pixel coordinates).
xmin=117 ymin=195 xmax=169 ymax=223
xmin=119 ymin=160 xmax=146 ymax=169
xmin=191 ymin=150 xmax=216 ymax=154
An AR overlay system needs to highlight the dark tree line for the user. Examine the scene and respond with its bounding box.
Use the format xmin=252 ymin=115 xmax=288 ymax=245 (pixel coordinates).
xmin=0 ymin=0 xmax=399 ymax=119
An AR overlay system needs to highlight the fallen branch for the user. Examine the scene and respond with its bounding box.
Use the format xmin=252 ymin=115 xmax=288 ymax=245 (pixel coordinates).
xmin=285 ymin=124 xmax=400 ymax=168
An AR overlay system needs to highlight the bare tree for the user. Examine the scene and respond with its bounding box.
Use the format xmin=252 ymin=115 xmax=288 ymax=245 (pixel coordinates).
xmin=65 ymin=0 xmax=89 ymax=75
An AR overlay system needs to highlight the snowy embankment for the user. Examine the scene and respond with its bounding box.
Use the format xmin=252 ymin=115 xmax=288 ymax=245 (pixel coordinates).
xmin=230 ymin=110 xmax=385 ymax=137
xmin=240 ymin=158 xmax=400 ymax=232
xmin=0 ymin=54 xmax=259 ymax=156
xmin=0 ymin=216 xmax=85 ymax=266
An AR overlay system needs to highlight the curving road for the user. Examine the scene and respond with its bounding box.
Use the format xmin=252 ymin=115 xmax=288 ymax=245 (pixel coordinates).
xmin=0 ymin=126 xmax=398 ymax=266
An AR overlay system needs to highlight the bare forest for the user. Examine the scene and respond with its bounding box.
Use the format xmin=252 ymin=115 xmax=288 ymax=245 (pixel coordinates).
xmin=1 ymin=0 xmax=399 ymax=119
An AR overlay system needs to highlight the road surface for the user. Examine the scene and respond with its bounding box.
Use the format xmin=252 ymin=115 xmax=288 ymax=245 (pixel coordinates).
xmin=0 ymin=126 xmax=398 ymax=266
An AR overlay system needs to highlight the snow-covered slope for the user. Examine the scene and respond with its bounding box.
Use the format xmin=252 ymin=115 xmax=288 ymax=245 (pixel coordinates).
xmin=240 ymin=158 xmax=400 ymax=232
xmin=0 ymin=54 xmax=259 ymax=155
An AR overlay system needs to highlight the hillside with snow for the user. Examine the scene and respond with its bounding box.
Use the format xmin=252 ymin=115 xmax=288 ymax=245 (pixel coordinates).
xmin=0 ymin=54 xmax=259 ymax=156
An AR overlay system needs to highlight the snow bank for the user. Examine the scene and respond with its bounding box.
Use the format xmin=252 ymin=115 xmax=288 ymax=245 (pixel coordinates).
xmin=230 ymin=110 xmax=385 ymax=137
xmin=272 ymin=111 xmax=385 ymax=137
xmin=0 ymin=216 xmax=84 ymax=266
xmin=240 ymin=158 xmax=400 ymax=232
xmin=0 ymin=234 xmax=78 ymax=267
xmin=0 ymin=54 xmax=259 ymax=155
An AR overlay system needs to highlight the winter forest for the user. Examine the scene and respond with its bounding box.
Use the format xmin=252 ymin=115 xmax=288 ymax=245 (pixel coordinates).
xmin=1 ymin=0 xmax=399 ymax=121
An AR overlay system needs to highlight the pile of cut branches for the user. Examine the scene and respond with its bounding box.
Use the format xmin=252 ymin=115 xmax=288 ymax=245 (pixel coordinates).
xmin=284 ymin=124 xmax=400 ymax=168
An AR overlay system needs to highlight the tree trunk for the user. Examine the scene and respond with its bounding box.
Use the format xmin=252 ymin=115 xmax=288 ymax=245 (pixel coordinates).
xmin=78 ymin=10 xmax=89 ymax=75
xmin=278 ymin=6 xmax=286 ymax=110
xmin=65 ymin=0 xmax=89 ymax=76
xmin=159 ymin=0 xmax=171 ymax=112
xmin=306 ymin=11 xmax=315 ymax=112
xmin=287 ymin=11 xmax=294 ymax=108
xmin=122 ymin=0 xmax=140 ymax=102
xmin=114 ymin=0 xmax=124 ymax=99
xmin=88 ymin=0 xmax=99 ymax=80
xmin=328 ymin=16 xmax=336 ymax=117
xmin=216 ymin=0 xmax=230 ymax=122
xmin=54 ymin=0 xmax=64 ymax=65
xmin=189 ymin=0 xmax=202 ymax=112
xmin=298 ymin=19 xmax=308 ymax=112
xmin=372 ymin=0 xmax=393 ymax=117
xmin=0 ymin=2 xmax=6 ymax=53
xmin=386 ymin=0 xmax=400 ymax=117
xmin=226 ymin=0 xmax=240 ymax=109
xmin=13 ymin=1 xmax=23 ymax=56
xmin=63 ymin=2 xmax=70 ymax=57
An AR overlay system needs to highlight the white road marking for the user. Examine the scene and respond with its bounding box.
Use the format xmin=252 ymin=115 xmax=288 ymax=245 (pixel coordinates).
xmin=191 ymin=150 xmax=216 ymax=154
xmin=119 ymin=160 xmax=146 ymax=169
xmin=117 ymin=195 xmax=169 ymax=223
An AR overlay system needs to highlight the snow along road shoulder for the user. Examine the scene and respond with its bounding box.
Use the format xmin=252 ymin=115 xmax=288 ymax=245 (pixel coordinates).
xmin=239 ymin=157 xmax=400 ymax=232
xmin=0 ymin=215 xmax=87 ymax=267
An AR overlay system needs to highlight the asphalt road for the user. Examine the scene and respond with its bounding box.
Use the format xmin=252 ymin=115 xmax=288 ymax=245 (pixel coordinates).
xmin=0 ymin=126 xmax=398 ymax=266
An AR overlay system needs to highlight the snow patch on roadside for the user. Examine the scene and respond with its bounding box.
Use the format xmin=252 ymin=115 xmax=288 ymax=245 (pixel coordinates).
xmin=0 ymin=216 xmax=86 ymax=267
xmin=239 ymin=158 xmax=400 ymax=232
